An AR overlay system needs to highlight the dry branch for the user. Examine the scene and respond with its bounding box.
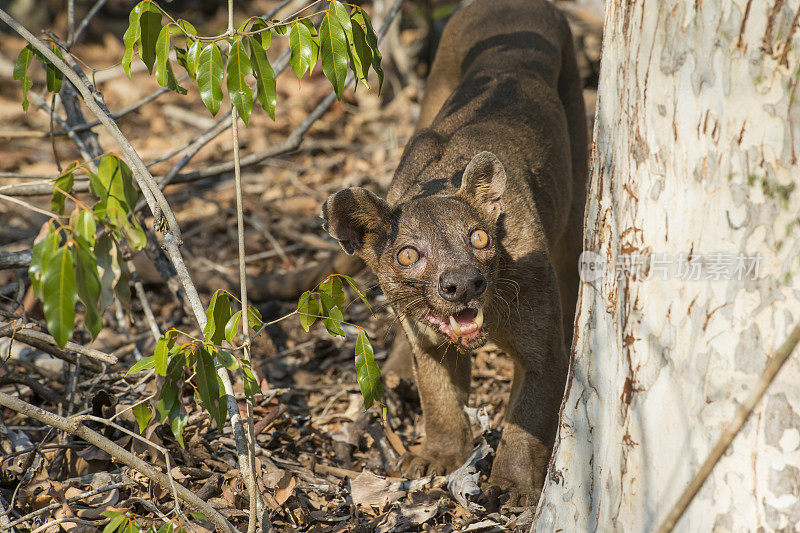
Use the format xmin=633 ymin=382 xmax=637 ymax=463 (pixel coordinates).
xmin=657 ymin=321 xmax=800 ymax=533
xmin=0 ymin=321 xmax=117 ymax=370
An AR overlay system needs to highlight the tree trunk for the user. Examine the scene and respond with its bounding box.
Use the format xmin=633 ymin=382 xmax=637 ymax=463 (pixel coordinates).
xmin=535 ymin=0 xmax=800 ymax=530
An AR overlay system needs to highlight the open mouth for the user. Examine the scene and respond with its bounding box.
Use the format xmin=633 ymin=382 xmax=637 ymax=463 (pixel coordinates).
xmin=425 ymin=307 xmax=486 ymax=348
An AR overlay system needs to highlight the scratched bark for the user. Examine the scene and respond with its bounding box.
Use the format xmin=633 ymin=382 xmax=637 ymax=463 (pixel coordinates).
xmin=535 ymin=0 xmax=800 ymax=531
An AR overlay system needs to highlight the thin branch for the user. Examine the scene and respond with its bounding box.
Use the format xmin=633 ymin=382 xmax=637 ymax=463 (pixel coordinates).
xmin=0 ymin=194 xmax=57 ymax=219
xmin=0 ymin=391 xmax=239 ymax=533
xmin=0 ymin=322 xmax=117 ymax=366
xmin=657 ymin=321 xmax=800 ymax=533
xmin=127 ymin=260 xmax=161 ymax=342
xmin=71 ymin=0 xmax=110 ymax=46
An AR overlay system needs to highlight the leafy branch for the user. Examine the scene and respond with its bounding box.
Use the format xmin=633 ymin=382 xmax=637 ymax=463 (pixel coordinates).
xmin=298 ymin=274 xmax=386 ymax=418
xmin=116 ymin=0 xmax=383 ymax=123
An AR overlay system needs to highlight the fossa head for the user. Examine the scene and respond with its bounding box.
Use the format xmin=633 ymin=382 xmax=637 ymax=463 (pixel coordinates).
xmin=322 ymin=152 xmax=507 ymax=350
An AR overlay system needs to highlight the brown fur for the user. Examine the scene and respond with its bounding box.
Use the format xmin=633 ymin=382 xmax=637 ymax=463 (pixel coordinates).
xmin=322 ymin=0 xmax=587 ymax=505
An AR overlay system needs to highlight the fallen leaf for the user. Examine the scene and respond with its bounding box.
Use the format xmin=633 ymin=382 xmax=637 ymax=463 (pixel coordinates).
xmin=349 ymin=470 xmax=405 ymax=507
xmin=274 ymin=471 xmax=296 ymax=505
xmin=447 ymin=439 xmax=492 ymax=511
xmin=371 ymin=502 xmax=440 ymax=532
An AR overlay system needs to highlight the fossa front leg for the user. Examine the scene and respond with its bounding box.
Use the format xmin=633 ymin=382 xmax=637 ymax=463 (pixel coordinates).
xmin=398 ymin=317 xmax=473 ymax=477
xmin=488 ymin=268 xmax=568 ymax=506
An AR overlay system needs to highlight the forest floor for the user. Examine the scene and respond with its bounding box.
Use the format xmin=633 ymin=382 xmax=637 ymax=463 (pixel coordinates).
xmin=0 ymin=0 xmax=600 ymax=531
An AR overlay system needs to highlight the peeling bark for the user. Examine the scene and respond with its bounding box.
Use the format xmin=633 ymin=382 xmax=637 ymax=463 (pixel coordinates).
xmin=535 ymin=0 xmax=800 ymax=530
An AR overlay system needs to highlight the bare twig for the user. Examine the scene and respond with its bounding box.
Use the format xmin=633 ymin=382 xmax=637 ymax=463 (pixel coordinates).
xmin=0 ymin=392 xmax=239 ymax=533
xmin=227 ymin=3 xmax=266 ymax=531
xmin=127 ymin=260 xmax=161 ymax=342
xmin=0 ymin=322 xmax=117 ymax=366
xmin=0 ymin=194 xmax=57 ymax=219
xmin=657 ymin=321 xmax=800 ymax=533
xmin=0 ymin=250 xmax=32 ymax=270
xmin=71 ymin=0 xmax=110 ymax=46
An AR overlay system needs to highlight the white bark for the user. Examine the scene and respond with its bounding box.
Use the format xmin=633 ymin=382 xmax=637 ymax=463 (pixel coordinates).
xmin=536 ymin=0 xmax=800 ymax=531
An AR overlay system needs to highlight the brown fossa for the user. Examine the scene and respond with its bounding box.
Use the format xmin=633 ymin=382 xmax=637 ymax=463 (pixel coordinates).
xmin=323 ymin=0 xmax=587 ymax=505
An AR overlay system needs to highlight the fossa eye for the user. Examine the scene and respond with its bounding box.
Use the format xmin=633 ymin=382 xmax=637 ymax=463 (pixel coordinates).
xmin=470 ymin=229 xmax=490 ymax=249
xmin=397 ymin=246 xmax=420 ymax=266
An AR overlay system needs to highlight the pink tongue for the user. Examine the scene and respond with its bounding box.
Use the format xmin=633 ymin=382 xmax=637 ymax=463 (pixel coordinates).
xmin=452 ymin=308 xmax=477 ymax=326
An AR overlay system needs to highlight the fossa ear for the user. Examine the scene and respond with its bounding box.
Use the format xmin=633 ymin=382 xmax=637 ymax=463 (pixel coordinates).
xmin=458 ymin=151 xmax=507 ymax=221
xmin=322 ymin=187 xmax=391 ymax=255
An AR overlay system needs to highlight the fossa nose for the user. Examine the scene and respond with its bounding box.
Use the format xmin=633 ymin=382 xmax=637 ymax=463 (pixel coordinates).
xmin=438 ymin=266 xmax=487 ymax=302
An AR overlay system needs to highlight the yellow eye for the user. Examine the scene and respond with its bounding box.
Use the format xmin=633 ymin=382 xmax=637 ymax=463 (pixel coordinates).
xmin=470 ymin=229 xmax=490 ymax=249
xmin=397 ymin=247 xmax=420 ymax=266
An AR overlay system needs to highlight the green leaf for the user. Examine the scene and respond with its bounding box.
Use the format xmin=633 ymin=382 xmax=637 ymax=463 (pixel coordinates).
xmin=154 ymin=329 xmax=177 ymax=376
xmin=94 ymin=234 xmax=121 ymax=311
xmin=350 ymin=14 xmax=372 ymax=88
xmin=330 ymin=1 xmax=353 ymax=37
xmin=271 ymin=20 xmax=288 ymax=35
xmin=126 ymin=355 xmax=155 ymax=375
xmin=185 ymin=39 xmax=201 ymax=79
xmin=74 ymin=236 xmax=103 ymax=338
xmin=72 ymin=210 xmax=97 ymax=247
xmin=13 ymin=45 xmax=34 ymax=111
xmin=225 ymin=310 xmax=241 ymax=343
xmin=92 ymin=155 xmax=146 ymax=251
xmin=248 ymin=35 xmax=276 ymax=120
xmin=156 ymin=382 xmax=178 ymax=422
xmin=197 ymin=43 xmax=223 ymax=116
xmin=102 ymin=511 xmax=128 ymax=533
xmin=93 ymin=154 xmax=138 ymax=213
xmin=45 ymin=46 xmax=64 ymax=93
xmin=242 ymin=363 xmax=261 ymax=400
xmin=354 ymin=330 xmax=383 ymax=410
xmin=248 ymin=305 xmax=262 ymax=331
xmin=216 ymin=349 xmax=238 ymax=371
xmin=323 ymin=306 xmax=346 ymax=337
xmin=204 ymin=290 xmax=231 ymax=345
xmin=42 ymin=244 xmax=77 ymax=348
xmin=196 ymin=346 xmax=226 ymax=428
xmin=132 ymin=402 xmax=152 ymax=432
xmin=320 ymin=275 xmax=345 ymax=308
xmin=226 ymin=37 xmax=254 ymax=125
xmin=329 ymin=1 xmax=367 ymax=88
xmin=122 ymin=2 xmax=143 ymax=77
xmin=169 ymin=407 xmax=188 ymax=448
xmin=176 ymin=19 xmax=196 ymax=36
xmin=155 ymin=24 xmax=187 ymax=94
xmin=289 ymin=19 xmax=318 ymax=80
xmin=30 ymin=223 xmax=59 ymax=296
xmin=298 ymin=291 xmax=319 ymax=331
xmin=51 ymin=169 xmax=74 ymax=214
xmin=319 ymin=10 xmax=348 ymax=100
xmin=139 ymin=3 xmax=163 ymax=73
xmin=353 ymin=7 xmax=383 ymax=92
xmin=340 ymin=274 xmax=371 ymax=310
xmin=250 ymin=18 xmax=272 ymax=49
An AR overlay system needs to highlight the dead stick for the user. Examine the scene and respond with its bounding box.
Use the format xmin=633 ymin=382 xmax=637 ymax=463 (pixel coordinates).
xmin=657 ymin=321 xmax=800 ymax=533
xmin=0 ymin=323 xmax=117 ymax=365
